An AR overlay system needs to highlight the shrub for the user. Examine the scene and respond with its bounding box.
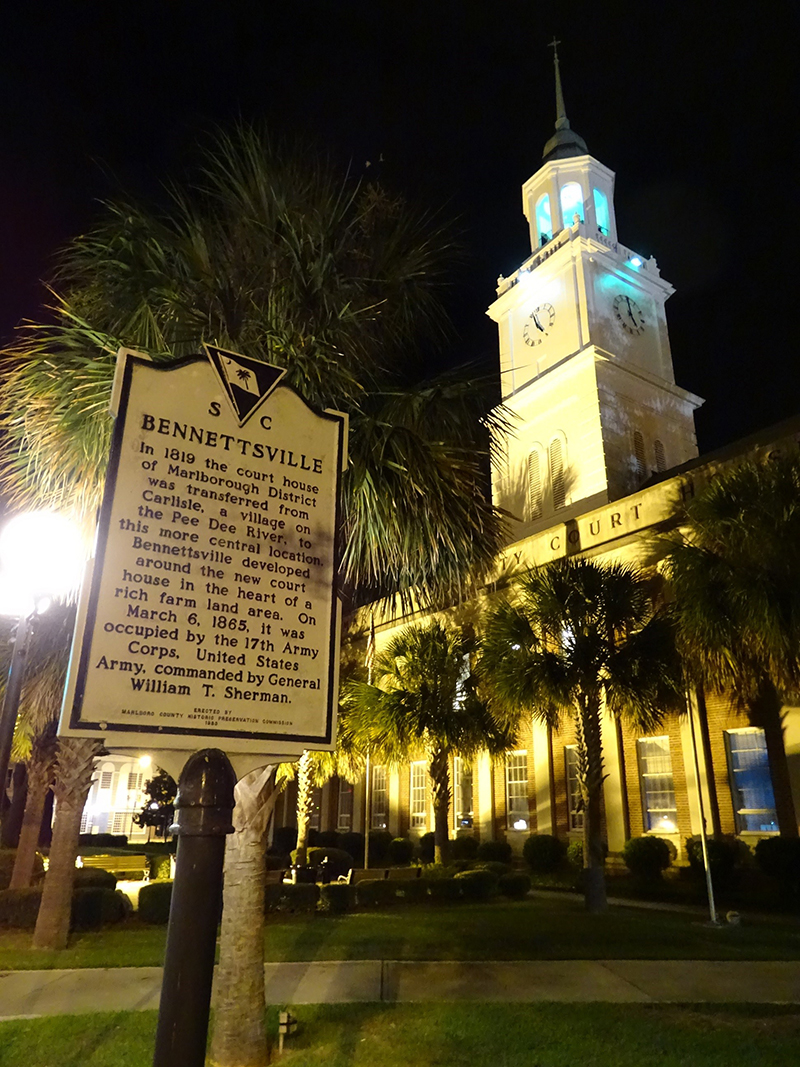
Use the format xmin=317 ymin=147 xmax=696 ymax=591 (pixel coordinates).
xmin=418 ymin=832 xmax=436 ymax=864
xmin=272 ymin=826 xmax=298 ymax=855
xmin=499 ymin=872 xmax=532 ymax=899
xmin=396 ymin=878 xmax=429 ymax=904
xmin=0 ymin=887 xmax=43 ymax=928
xmin=423 ymin=863 xmax=458 ymax=880
xmin=755 ymin=837 xmax=800 ymax=892
xmin=316 ymin=830 xmax=341 ymax=849
xmin=282 ymin=883 xmax=319 ymax=913
xmin=299 ymin=847 xmax=353 ymax=880
xmin=476 ymin=839 xmax=512 ymax=864
xmin=686 ymin=835 xmax=744 ymax=887
xmin=622 ymin=836 xmax=672 ymax=881
xmin=72 ymin=888 xmax=126 ymax=929
xmin=264 ymin=882 xmax=284 ymax=912
xmin=78 ymin=834 xmax=128 ymax=848
xmin=0 ymin=851 xmax=41 ymax=890
xmin=427 ymin=877 xmax=461 ymax=903
xmin=265 ymin=851 xmax=289 ymax=872
xmin=523 ymin=834 xmax=566 ymax=873
xmin=567 ymin=840 xmax=584 ymax=868
xmin=474 ymin=860 xmax=511 ymax=878
xmin=387 ymin=837 xmax=415 ymax=866
xmin=454 ymin=868 xmax=499 ymax=901
xmin=356 ymin=879 xmax=397 ymax=908
xmin=339 ymin=832 xmax=365 ymax=865
xmin=318 ymin=883 xmax=353 ymax=914
xmin=368 ymin=830 xmax=393 ymax=865
xmin=451 ymin=835 xmax=479 ymax=862
xmin=74 ymin=867 xmax=118 ymax=890
xmin=138 ymin=881 xmax=173 ymax=924
xmin=148 ymin=855 xmax=172 ymax=881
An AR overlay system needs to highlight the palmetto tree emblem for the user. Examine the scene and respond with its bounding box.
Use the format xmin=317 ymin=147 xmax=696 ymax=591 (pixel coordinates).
xmin=236 ymin=368 xmax=252 ymax=388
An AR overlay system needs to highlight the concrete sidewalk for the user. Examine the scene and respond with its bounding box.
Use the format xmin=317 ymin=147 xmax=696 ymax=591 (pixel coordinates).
xmin=1 ymin=959 xmax=799 ymax=1019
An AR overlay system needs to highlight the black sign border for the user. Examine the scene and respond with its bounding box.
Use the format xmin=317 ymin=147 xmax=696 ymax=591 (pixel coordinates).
xmin=69 ymin=351 xmax=344 ymax=747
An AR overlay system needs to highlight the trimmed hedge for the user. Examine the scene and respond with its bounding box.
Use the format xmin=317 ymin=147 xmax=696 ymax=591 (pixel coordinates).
xmin=523 ymin=834 xmax=566 ymax=873
xmin=427 ymin=878 xmax=461 ymax=903
xmin=78 ymin=834 xmax=128 ymax=848
xmin=264 ymin=882 xmax=284 ymax=912
xmin=686 ymin=835 xmax=744 ymax=888
xmin=0 ymin=887 xmax=43 ymax=928
xmin=622 ymin=836 xmax=672 ymax=881
xmin=149 ymin=855 xmax=172 ymax=881
xmin=755 ymin=836 xmax=800 ymax=892
xmin=272 ymin=826 xmax=298 ymax=855
xmin=368 ymin=830 xmax=393 ymax=866
xmin=281 ymin=882 xmax=319 ymax=913
xmin=418 ymin=832 xmax=436 ymax=864
xmin=474 ymin=860 xmax=511 ymax=878
xmin=305 ymin=847 xmax=354 ymax=879
xmin=356 ymin=879 xmax=397 ymax=908
xmin=74 ymin=868 xmax=118 ymax=890
xmin=318 ymin=883 xmax=354 ymax=914
xmin=387 ymin=837 xmax=415 ymax=866
xmin=339 ymin=832 xmax=365 ymax=866
xmin=0 ymin=850 xmax=43 ymax=890
xmin=499 ymin=872 xmax=532 ymax=899
xmin=451 ymin=835 xmax=479 ymax=862
xmin=72 ymin=888 xmax=126 ymax=929
xmin=476 ymin=839 xmax=512 ymax=864
xmin=454 ymin=868 xmax=498 ymax=901
xmin=138 ymin=881 xmax=173 ymax=924
xmin=396 ymin=878 xmax=429 ymax=904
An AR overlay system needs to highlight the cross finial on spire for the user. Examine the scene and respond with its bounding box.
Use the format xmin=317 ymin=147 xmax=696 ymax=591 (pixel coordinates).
xmin=548 ymin=36 xmax=570 ymax=131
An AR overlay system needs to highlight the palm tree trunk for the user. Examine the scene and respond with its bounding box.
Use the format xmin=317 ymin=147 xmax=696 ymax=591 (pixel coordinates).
xmin=428 ymin=748 xmax=451 ymax=866
xmin=294 ymin=751 xmax=313 ymax=867
xmin=10 ymin=726 xmax=57 ymax=890
xmin=1 ymin=763 xmax=27 ymax=847
xmin=575 ymin=695 xmax=607 ymax=914
xmin=209 ymin=766 xmax=277 ymax=1067
xmin=32 ymin=739 xmax=100 ymax=951
xmin=750 ymin=679 xmax=798 ymax=837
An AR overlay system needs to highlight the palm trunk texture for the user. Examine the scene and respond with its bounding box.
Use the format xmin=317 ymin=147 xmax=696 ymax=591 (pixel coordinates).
xmin=11 ymin=727 xmax=57 ymax=890
xmin=210 ymin=766 xmax=277 ymax=1067
xmin=294 ymin=751 xmax=313 ymax=866
xmin=576 ymin=696 xmax=608 ymax=914
xmin=429 ymin=748 xmax=451 ymax=866
xmin=32 ymin=739 xmax=100 ymax=951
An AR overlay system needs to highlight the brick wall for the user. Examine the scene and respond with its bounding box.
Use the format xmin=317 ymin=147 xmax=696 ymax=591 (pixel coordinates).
xmin=620 ymin=712 xmax=691 ymax=854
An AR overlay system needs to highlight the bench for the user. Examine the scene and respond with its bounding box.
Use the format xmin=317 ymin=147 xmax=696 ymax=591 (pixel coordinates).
xmin=78 ymin=854 xmax=150 ymax=880
xmin=345 ymin=867 xmax=422 ymax=884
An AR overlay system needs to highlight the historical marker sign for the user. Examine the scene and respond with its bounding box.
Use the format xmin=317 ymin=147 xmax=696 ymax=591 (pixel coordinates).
xmin=60 ymin=346 xmax=347 ymax=756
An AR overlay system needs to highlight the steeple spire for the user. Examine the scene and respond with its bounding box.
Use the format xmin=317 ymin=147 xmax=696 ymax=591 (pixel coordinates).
xmin=542 ymin=39 xmax=588 ymax=162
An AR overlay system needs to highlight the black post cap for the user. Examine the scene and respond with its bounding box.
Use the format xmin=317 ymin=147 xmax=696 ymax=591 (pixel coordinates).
xmin=171 ymin=748 xmax=237 ymax=837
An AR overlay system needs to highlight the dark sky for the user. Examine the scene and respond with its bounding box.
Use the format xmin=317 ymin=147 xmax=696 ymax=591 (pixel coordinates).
xmin=1 ymin=2 xmax=798 ymax=452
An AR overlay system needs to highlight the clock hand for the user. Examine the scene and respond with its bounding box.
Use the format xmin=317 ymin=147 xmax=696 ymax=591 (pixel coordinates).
xmin=625 ymin=296 xmax=637 ymax=325
xmin=532 ymin=311 xmax=544 ymax=332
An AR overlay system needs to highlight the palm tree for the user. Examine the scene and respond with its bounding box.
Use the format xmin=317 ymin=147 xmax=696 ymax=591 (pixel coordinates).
xmin=0 ymin=125 xmax=507 ymax=1058
xmin=345 ymin=618 xmax=517 ymax=866
xmin=665 ymin=451 xmax=800 ymax=837
xmin=481 ymin=558 xmax=683 ymax=913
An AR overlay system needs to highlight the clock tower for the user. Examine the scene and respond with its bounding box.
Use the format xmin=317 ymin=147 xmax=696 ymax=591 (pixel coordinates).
xmin=488 ymin=44 xmax=702 ymax=536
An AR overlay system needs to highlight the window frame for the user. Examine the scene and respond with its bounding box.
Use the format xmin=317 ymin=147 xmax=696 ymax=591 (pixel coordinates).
xmin=336 ymin=778 xmax=354 ymax=832
xmin=636 ymin=735 xmax=678 ymax=834
xmin=410 ymin=761 xmax=428 ymax=830
xmin=452 ymin=756 xmax=474 ymax=830
xmin=564 ymin=745 xmax=584 ymax=832
xmin=724 ymin=727 xmax=779 ymax=835
xmin=505 ymin=750 xmax=530 ymax=831
xmin=371 ymin=765 xmax=388 ymax=830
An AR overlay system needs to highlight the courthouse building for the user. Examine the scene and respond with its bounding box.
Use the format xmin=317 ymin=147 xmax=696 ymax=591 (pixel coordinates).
xmin=272 ymin=69 xmax=800 ymax=861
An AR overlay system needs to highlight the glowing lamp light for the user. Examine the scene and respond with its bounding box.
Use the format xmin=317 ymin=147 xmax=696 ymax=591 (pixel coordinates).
xmin=513 ymin=819 xmax=528 ymax=831
xmin=139 ymin=755 xmax=153 ymax=769
xmin=659 ymin=816 xmax=677 ymax=832
xmin=629 ymin=256 xmax=643 ymax=268
xmin=0 ymin=511 xmax=84 ymax=617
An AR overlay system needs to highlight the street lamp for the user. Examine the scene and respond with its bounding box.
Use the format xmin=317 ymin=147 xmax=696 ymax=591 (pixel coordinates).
xmin=0 ymin=511 xmax=84 ymax=820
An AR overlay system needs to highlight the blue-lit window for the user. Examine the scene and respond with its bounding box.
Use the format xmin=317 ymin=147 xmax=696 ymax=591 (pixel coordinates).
xmin=593 ymin=187 xmax=610 ymax=235
xmin=725 ymin=728 xmax=778 ymax=833
xmin=535 ymin=194 xmax=552 ymax=245
xmin=560 ymin=182 xmax=584 ymax=226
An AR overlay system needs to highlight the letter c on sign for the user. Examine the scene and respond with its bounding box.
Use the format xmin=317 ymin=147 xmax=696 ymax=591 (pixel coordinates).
xmin=550 ymin=535 xmax=561 ymax=551
xmin=260 ymin=414 xmax=273 ymax=431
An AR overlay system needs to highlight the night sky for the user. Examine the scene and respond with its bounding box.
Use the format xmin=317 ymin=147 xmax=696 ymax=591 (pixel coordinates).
xmin=1 ymin=2 xmax=798 ymax=453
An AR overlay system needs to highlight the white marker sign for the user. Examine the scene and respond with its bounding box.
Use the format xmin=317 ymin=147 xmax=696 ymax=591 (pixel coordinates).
xmin=61 ymin=346 xmax=347 ymax=756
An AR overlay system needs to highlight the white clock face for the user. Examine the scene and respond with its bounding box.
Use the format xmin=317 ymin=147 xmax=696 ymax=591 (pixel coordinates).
xmin=613 ymin=294 xmax=646 ymax=335
xmin=522 ymin=303 xmax=555 ymax=346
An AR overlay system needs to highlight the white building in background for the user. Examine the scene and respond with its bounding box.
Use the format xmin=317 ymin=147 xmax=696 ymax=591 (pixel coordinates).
xmin=80 ymin=753 xmax=152 ymax=841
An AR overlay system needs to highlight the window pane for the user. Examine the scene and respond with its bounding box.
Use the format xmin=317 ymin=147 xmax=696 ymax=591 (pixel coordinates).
xmin=549 ymin=437 xmax=566 ymax=510
xmin=99 ymin=771 xmax=113 ymax=791
xmin=726 ymin=729 xmax=778 ymax=833
xmin=506 ymin=751 xmax=529 ymax=830
xmin=654 ymin=439 xmax=666 ymax=473
xmin=453 ymin=757 xmax=474 ymax=829
xmin=410 ymin=762 xmax=427 ymax=829
xmin=560 ymin=182 xmax=584 ymax=226
xmin=337 ymin=779 xmax=353 ymax=831
xmin=535 ymin=193 xmax=552 ymax=245
xmin=527 ymin=450 xmax=543 ymax=519
xmin=593 ymin=187 xmax=610 ymax=235
xmin=565 ymin=745 xmax=584 ymax=831
xmin=371 ymin=765 xmax=388 ymax=830
xmin=309 ymin=787 xmax=322 ymax=831
xmin=637 ymin=736 xmax=678 ymax=833
xmin=633 ymin=430 xmax=646 ymax=481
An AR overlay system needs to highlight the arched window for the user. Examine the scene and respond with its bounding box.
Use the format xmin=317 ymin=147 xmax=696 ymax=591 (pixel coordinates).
xmin=549 ymin=435 xmax=566 ymax=510
xmin=535 ymin=194 xmax=552 ymax=245
xmin=593 ymin=187 xmax=610 ymax=235
xmin=526 ymin=448 xmax=543 ymax=519
xmin=654 ymin=439 xmax=666 ymax=472
xmin=633 ymin=430 xmax=646 ymax=481
xmin=560 ymin=182 xmax=584 ymax=227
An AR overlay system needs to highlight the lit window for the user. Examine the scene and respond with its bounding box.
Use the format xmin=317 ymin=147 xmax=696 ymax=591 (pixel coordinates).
xmin=654 ymin=439 xmax=666 ymax=472
xmin=337 ymin=779 xmax=353 ymax=831
xmin=309 ymin=787 xmax=322 ymax=831
xmin=725 ymin=728 xmax=778 ymax=833
xmin=371 ymin=765 xmax=388 ymax=829
xmin=79 ymin=812 xmax=91 ymax=835
xmin=111 ymin=811 xmax=130 ymax=836
xmin=565 ymin=746 xmax=584 ymax=831
xmin=506 ymin=751 xmax=529 ymax=830
xmin=637 ymin=736 xmax=678 ymax=833
xmin=593 ymin=187 xmax=610 ymax=235
xmin=410 ymin=762 xmax=427 ymax=829
xmin=560 ymin=182 xmax=584 ymax=226
xmin=633 ymin=430 xmax=646 ymax=481
xmin=535 ymin=193 xmax=553 ymax=245
xmin=527 ymin=449 xmax=543 ymax=519
xmin=127 ymin=772 xmax=143 ymax=793
xmin=453 ymin=757 xmax=474 ymax=830
xmin=99 ymin=771 xmax=113 ymax=791
xmin=549 ymin=436 xmax=566 ymax=510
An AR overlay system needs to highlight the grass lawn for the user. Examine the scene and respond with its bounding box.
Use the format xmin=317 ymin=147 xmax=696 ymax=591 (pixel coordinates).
xmin=1 ymin=897 xmax=799 ymax=971
xmin=2 ymin=1004 xmax=800 ymax=1067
